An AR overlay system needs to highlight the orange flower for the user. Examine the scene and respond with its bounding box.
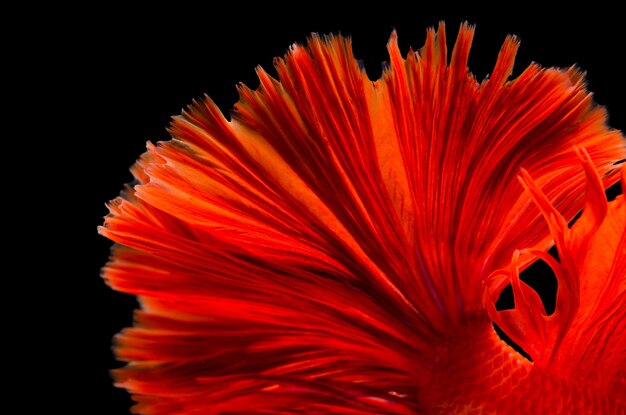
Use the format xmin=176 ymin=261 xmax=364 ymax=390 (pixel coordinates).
xmin=100 ymin=23 xmax=625 ymax=413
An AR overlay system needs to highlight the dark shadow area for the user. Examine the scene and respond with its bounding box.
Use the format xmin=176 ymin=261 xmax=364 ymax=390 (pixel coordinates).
xmin=496 ymin=248 xmax=558 ymax=316
xmin=493 ymin=323 xmax=532 ymax=361
xmin=606 ymin=176 xmax=623 ymax=202
xmin=494 ymin=247 xmax=559 ymax=358
xmin=519 ymin=255 xmax=558 ymax=316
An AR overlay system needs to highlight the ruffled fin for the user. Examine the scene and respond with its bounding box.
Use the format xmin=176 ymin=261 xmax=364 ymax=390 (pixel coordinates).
xmin=485 ymin=151 xmax=625 ymax=389
xmin=100 ymin=23 xmax=626 ymax=413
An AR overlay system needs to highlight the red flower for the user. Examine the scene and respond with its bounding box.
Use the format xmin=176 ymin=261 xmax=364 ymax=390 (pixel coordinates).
xmin=100 ymin=23 xmax=625 ymax=413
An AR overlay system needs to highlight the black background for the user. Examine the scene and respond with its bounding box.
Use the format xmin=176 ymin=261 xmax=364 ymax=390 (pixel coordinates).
xmin=83 ymin=7 xmax=624 ymax=414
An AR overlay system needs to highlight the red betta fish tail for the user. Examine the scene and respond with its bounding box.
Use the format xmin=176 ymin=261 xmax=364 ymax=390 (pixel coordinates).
xmin=100 ymin=22 xmax=626 ymax=413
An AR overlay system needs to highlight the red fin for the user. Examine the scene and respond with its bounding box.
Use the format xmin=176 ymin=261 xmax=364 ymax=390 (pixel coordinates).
xmin=100 ymin=23 xmax=626 ymax=413
xmin=485 ymin=153 xmax=625 ymax=388
xmin=383 ymin=23 xmax=624 ymax=323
